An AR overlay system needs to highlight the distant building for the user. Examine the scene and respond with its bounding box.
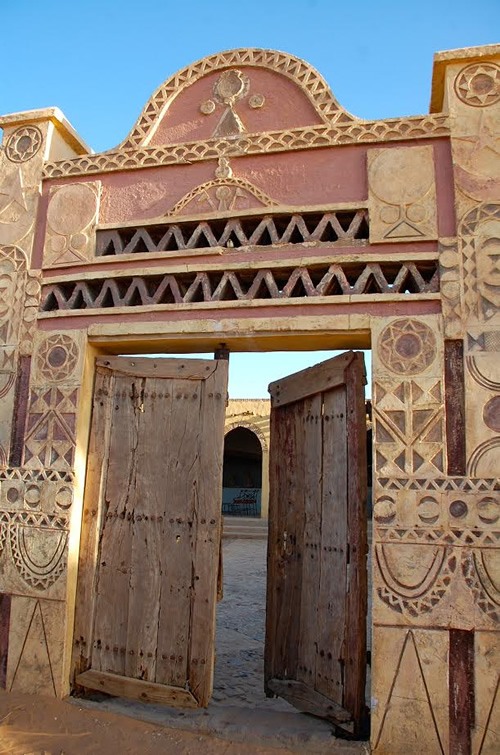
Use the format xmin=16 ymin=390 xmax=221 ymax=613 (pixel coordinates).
xmin=223 ymin=398 xmax=372 ymax=519
xmin=223 ymin=399 xmax=270 ymax=518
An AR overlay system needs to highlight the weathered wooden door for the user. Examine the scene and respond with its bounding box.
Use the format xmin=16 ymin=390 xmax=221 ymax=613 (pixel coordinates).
xmin=265 ymin=351 xmax=367 ymax=736
xmin=73 ymin=355 xmax=228 ymax=708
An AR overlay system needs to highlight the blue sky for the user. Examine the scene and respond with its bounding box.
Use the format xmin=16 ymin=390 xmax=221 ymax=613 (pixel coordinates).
xmin=2 ymin=1 xmax=497 ymax=397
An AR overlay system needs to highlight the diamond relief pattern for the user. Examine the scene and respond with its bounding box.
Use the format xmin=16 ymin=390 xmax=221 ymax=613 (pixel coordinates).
xmin=374 ymin=379 xmax=444 ymax=476
xmin=23 ymin=388 xmax=78 ymax=470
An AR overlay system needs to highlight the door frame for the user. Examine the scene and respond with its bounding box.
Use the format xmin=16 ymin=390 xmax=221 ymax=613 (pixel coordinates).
xmin=68 ymin=336 xmax=372 ymax=714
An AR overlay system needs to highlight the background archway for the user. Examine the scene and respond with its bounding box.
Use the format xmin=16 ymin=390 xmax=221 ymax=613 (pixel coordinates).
xmin=222 ymin=426 xmax=263 ymax=517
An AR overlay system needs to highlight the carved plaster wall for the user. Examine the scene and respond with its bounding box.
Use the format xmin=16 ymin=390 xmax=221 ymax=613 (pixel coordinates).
xmin=0 ymin=45 xmax=498 ymax=755
xmin=368 ymin=146 xmax=438 ymax=243
xmin=0 ymin=326 xmax=86 ymax=696
xmin=371 ymin=47 xmax=500 ymax=755
xmin=43 ymin=181 xmax=101 ymax=267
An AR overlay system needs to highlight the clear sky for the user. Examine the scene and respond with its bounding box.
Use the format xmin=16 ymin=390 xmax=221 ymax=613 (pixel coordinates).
xmin=2 ymin=1 xmax=497 ymax=397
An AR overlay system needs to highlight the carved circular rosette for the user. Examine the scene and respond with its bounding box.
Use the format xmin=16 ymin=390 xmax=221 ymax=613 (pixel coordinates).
xmin=5 ymin=126 xmax=43 ymax=162
xmin=454 ymin=62 xmax=500 ymax=107
xmin=378 ymin=318 xmax=437 ymax=375
xmin=36 ymin=334 xmax=79 ymax=382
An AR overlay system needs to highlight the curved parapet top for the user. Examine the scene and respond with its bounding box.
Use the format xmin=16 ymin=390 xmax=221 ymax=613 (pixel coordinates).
xmin=120 ymin=48 xmax=355 ymax=149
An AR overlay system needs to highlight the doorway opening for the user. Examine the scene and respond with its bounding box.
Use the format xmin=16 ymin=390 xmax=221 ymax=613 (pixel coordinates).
xmin=75 ymin=346 xmax=371 ymax=741
xmin=222 ymin=427 xmax=263 ymax=517
xmin=212 ymin=349 xmax=372 ymax=740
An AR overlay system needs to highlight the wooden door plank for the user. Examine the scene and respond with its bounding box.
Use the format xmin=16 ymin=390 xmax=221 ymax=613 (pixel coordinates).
xmin=266 ymin=678 xmax=353 ymax=732
xmin=343 ymin=354 xmax=368 ymax=726
xmin=72 ymin=368 xmax=114 ymax=680
xmin=155 ymin=377 xmax=202 ymax=691
xmin=187 ymin=362 xmax=227 ymax=706
xmin=96 ymin=356 xmax=218 ymax=380
xmin=265 ymin=400 xmax=305 ymax=689
xmin=269 ymin=352 xmax=356 ymax=408
xmin=296 ymin=394 xmax=322 ymax=688
xmin=91 ymin=374 xmax=137 ymax=675
xmin=124 ymin=376 xmax=169 ymax=682
xmin=265 ymin=351 xmax=367 ymax=733
xmin=317 ymin=386 xmax=348 ymax=703
xmin=76 ymin=670 xmax=198 ymax=708
xmin=75 ymin=356 xmax=227 ymax=709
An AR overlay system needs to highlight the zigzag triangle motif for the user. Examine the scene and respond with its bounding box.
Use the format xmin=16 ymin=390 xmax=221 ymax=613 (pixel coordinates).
xmin=9 ymin=601 xmax=56 ymax=696
xmin=374 ymin=631 xmax=445 ymax=753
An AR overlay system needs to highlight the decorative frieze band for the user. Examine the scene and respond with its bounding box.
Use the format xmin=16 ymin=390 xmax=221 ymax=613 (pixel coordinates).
xmin=43 ymin=115 xmax=450 ymax=179
xmin=0 ymin=467 xmax=74 ymax=484
xmin=96 ymin=209 xmax=369 ymax=256
xmin=377 ymin=477 xmax=500 ymax=492
xmin=0 ymin=510 xmax=69 ymax=591
xmin=40 ymin=259 xmax=439 ymax=313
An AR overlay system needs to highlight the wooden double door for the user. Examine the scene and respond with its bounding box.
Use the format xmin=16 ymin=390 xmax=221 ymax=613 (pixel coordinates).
xmin=73 ymin=352 xmax=367 ymax=734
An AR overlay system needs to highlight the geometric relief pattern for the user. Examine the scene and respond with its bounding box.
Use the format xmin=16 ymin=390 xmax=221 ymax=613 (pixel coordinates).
xmin=474 ymin=633 xmax=500 ymax=755
xmin=200 ymin=70 xmax=265 ymax=138
xmin=373 ymin=477 xmax=500 ymax=621
xmin=468 ymin=438 xmax=500 ymax=478
xmin=119 ymin=48 xmax=345 ymax=147
xmin=7 ymin=597 xmax=64 ymax=697
xmin=0 ymin=518 xmax=6 ymax=557
xmin=377 ymin=476 xmax=500 ymax=493
xmin=0 ymin=266 xmax=26 ymax=347
xmin=167 ymin=158 xmax=278 ymax=216
xmin=465 ymin=352 xmax=500 ymax=477
xmin=438 ymin=237 xmax=464 ymax=338
xmin=42 ymin=114 xmax=451 ymax=180
xmin=35 ymin=333 xmax=80 ymax=383
xmin=44 ymin=182 xmax=100 ymax=267
xmin=0 ymin=163 xmax=34 ymax=248
xmin=377 ymin=318 xmax=437 ymax=375
xmin=375 ymin=525 xmax=500 ymax=549
xmin=0 ymin=511 xmax=69 ymax=592
xmin=0 ymin=478 xmax=73 ymax=513
xmin=96 ymin=209 xmax=369 ymax=255
xmin=19 ymin=271 xmax=42 ymax=356
xmin=5 ymin=126 xmax=43 ymax=163
xmin=466 ymin=354 xmax=500 ymax=392
xmin=0 ymin=467 xmax=74 ymax=483
xmin=374 ymin=379 xmax=444 ymax=475
xmin=23 ymin=387 xmax=78 ymax=470
xmin=9 ymin=523 xmax=68 ymax=590
xmin=40 ymin=260 xmax=439 ymax=313
xmin=460 ymin=203 xmax=500 ymax=323
xmin=0 ymin=346 xmax=17 ymax=374
xmin=0 ymin=363 xmax=16 ymax=469
xmin=462 ymin=548 xmax=500 ymax=624
xmin=168 ymin=175 xmax=276 ymax=216
xmin=375 ymin=543 xmax=456 ymax=617
xmin=454 ymin=62 xmax=500 ymax=108
xmin=368 ymin=146 xmax=438 ymax=242
xmin=374 ymin=483 xmax=500 ymax=552
xmin=373 ymin=629 xmax=446 ymax=754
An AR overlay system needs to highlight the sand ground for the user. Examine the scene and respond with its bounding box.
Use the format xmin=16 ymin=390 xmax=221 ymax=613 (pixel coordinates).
xmin=0 ymin=536 xmax=368 ymax=755
xmin=0 ymin=688 xmax=347 ymax=755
